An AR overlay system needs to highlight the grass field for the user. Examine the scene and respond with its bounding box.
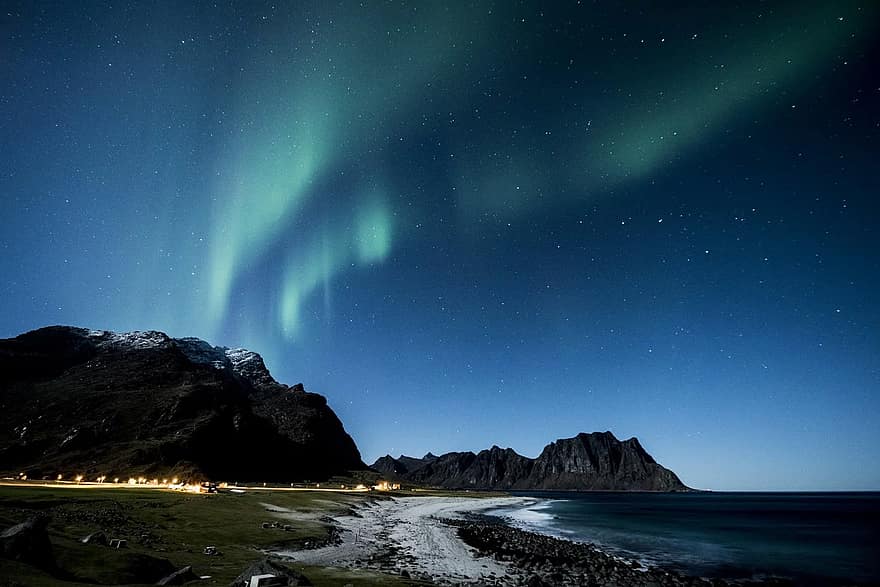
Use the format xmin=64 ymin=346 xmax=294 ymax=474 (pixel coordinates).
xmin=0 ymin=483 xmax=431 ymax=586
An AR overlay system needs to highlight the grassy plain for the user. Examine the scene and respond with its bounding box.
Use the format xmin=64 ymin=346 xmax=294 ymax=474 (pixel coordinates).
xmin=0 ymin=483 xmax=430 ymax=586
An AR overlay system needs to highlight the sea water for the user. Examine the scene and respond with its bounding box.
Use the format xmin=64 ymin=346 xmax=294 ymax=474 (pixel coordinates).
xmin=487 ymin=492 xmax=880 ymax=586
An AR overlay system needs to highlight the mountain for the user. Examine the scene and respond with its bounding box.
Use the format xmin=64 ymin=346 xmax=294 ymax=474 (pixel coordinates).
xmin=372 ymin=452 xmax=439 ymax=477
xmin=0 ymin=326 xmax=365 ymax=482
xmin=371 ymin=432 xmax=689 ymax=491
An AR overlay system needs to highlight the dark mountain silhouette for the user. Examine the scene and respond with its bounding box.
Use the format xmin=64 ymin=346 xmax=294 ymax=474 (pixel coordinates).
xmin=0 ymin=326 xmax=365 ymax=482
xmin=372 ymin=432 xmax=689 ymax=491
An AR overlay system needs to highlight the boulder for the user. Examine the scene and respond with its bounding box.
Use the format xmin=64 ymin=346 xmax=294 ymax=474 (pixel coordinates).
xmin=81 ymin=531 xmax=108 ymax=545
xmin=0 ymin=515 xmax=54 ymax=569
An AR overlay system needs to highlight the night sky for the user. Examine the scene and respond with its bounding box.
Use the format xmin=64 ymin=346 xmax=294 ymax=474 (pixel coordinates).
xmin=2 ymin=1 xmax=878 ymax=491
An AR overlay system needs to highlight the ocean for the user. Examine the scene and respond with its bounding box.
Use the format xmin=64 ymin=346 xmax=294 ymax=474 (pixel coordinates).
xmin=487 ymin=492 xmax=880 ymax=586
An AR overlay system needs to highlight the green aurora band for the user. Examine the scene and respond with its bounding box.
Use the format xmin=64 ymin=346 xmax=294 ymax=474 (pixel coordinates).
xmin=455 ymin=2 xmax=875 ymax=220
xmin=205 ymin=3 xmax=494 ymax=339
xmin=202 ymin=1 xmax=875 ymax=340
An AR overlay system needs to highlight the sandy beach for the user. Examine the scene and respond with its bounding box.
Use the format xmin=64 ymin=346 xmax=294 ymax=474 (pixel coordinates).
xmin=270 ymin=494 xmax=796 ymax=587
xmin=273 ymin=495 xmax=535 ymax=585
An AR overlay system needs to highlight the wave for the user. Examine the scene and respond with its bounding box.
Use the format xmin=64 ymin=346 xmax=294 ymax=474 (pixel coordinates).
xmin=485 ymin=499 xmax=566 ymax=532
xmin=483 ymin=492 xmax=879 ymax=586
xmin=484 ymin=499 xmax=700 ymax=571
xmin=486 ymin=501 xmax=792 ymax=582
xmin=487 ymin=500 xmax=672 ymax=571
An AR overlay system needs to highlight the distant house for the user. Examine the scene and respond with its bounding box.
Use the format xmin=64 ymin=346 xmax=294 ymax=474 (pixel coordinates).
xmin=372 ymin=480 xmax=400 ymax=491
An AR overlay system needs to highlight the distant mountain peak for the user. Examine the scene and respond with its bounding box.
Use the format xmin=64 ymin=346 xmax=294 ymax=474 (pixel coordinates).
xmin=372 ymin=432 xmax=689 ymax=491
xmin=64 ymin=327 xmax=282 ymax=391
xmin=224 ymin=347 xmax=276 ymax=389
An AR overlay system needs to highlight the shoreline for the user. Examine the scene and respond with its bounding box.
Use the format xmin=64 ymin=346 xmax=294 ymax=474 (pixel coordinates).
xmin=272 ymin=495 xmax=794 ymax=586
xmin=274 ymin=495 xmax=533 ymax=585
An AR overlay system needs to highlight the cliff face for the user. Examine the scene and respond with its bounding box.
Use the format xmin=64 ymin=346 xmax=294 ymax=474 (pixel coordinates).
xmin=372 ymin=432 xmax=689 ymax=491
xmin=526 ymin=432 xmax=686 ymax=490
xmin=0 ymin=326 xmax=365 ymax=482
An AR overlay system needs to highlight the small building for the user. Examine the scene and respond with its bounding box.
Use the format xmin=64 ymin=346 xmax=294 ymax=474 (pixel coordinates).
xmin=372 ymin=480 xmax=401 ymax=491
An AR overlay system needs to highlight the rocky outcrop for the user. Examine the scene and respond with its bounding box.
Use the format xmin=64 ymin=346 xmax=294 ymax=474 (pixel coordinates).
xmin=0 ymin=326 xmax=365 ymax=482
xmin=371 ymin=432 xmax=689 ymax=491
xmin=0 ymin=515 xmax=54 ymax=569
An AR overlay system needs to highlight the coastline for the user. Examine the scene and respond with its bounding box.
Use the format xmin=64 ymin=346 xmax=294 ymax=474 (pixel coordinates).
xmin=274 ymin=495 xmax=534 ymax=585
xmin=273 ymin=495 xmax=792 ymax=586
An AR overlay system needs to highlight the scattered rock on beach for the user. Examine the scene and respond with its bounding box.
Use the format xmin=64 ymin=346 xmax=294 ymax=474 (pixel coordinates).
xmin=447 ymin=518 xmax=793 ymax=587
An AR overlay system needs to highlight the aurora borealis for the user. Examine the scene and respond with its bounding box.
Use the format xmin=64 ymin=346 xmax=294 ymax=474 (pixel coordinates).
xmin=2 ymin=1 xmax=879 ymax=490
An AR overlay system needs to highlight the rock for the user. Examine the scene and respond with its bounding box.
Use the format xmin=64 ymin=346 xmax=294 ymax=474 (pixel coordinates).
xmin=450 ymin=517 xmax=737 ymax=587
xmin=229 ymin=558 xmax=311 ymax=586
xmin=156 ymin=565 xmax=199 ymax=585
xmin=81 ymin=530 xmax=107 ymax=545
xmin=0 ymin=515 xmax=54 ymax=569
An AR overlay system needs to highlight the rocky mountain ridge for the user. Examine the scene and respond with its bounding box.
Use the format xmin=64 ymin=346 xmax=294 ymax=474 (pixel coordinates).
xmin=372 ymin=432 xmax=689 ymax=491
xmin=0 ymin=325 xmax=365 ymax=482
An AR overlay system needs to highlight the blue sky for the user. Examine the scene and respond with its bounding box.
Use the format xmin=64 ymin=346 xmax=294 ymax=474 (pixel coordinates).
xmin=2 ymin=0 xmax=878 ymax=490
